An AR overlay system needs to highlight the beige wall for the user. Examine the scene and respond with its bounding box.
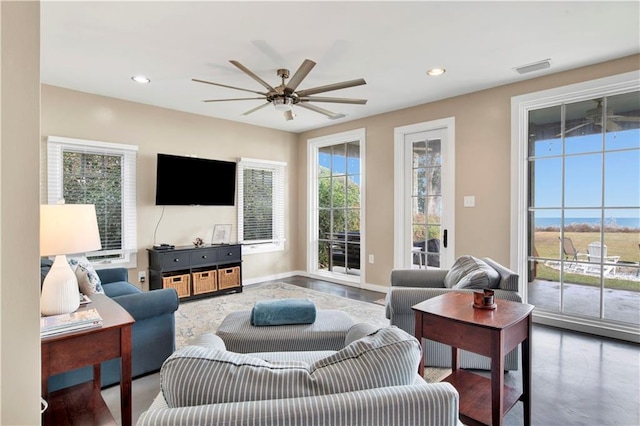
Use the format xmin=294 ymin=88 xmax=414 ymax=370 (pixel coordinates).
xmin=297 ymin=54 xmax=640 ymax=288
xmin=0 ymin=1 xmax=41 ymax=424
xmin=41 ymin=85 xmax=299 ymax=289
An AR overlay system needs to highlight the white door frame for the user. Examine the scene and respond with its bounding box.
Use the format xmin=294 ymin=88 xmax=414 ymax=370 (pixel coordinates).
xmin=307 ymin=128 xmax=366 ymax=287
xmin=393 ymin=117 xmax=456 ymax=270
xmin=510 ymin=70 xmax=640 ymax=343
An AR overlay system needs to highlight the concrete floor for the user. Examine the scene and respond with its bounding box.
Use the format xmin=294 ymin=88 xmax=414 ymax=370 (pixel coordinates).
xmin=104 ymin=277 xmax=640 ymax=426
xmin=528 ymin=279 xmax=640 ymax=325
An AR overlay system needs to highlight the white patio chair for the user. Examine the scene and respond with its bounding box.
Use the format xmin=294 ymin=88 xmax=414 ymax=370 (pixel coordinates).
xmin=587 ymin=241 xmax=620 ymax=275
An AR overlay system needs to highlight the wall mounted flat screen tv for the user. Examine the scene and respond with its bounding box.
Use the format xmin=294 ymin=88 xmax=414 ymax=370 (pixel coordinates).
xmin=155 ymin=153 xmax=236 ymax=206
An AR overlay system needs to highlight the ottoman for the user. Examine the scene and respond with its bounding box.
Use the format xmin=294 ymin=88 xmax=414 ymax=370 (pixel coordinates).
xmin=216 ymin=310 xmax=356 ymax=353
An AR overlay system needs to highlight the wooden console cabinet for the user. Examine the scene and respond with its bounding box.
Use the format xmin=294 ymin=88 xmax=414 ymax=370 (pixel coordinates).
xmin=148 ymin=244 xmax=242 ymax=300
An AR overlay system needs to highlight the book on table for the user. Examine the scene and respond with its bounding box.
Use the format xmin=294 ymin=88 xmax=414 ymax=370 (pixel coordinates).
xmin=40 ymin=308 xmax=103 ymax=337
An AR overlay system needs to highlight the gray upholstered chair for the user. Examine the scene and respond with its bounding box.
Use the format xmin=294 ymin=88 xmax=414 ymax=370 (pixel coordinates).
xmin=385 ymin=257 xmax=522 ymax=370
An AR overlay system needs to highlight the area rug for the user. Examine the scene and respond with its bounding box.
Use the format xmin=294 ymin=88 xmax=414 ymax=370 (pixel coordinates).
xmin=175 ymin=282 xmax=390 ymax=349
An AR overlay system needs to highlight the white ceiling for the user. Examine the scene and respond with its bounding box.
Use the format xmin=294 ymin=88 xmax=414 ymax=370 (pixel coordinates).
xmin=41 ymin=1 xmax=640 ymax=134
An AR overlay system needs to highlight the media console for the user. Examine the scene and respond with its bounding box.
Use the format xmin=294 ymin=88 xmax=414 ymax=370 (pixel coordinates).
xmin=147 ymin=244 xmax=242 ymax=301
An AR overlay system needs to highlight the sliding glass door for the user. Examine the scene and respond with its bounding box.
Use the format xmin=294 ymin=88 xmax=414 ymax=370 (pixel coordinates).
xmin=527 ymin=91 xmax=639 ymax=329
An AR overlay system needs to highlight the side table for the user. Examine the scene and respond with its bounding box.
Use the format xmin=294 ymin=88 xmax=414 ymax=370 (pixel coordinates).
xmin=41 ymin=294 xmax=135 ymax=426
xmin=413 ymin=291 xmax=534 ymax=426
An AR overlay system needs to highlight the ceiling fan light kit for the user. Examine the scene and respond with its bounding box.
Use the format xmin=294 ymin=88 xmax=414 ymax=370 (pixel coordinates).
xmin=194 ymin=59 xmax=367 ymax=121
xmin=273 ymin=97 xmax=293 ymax=111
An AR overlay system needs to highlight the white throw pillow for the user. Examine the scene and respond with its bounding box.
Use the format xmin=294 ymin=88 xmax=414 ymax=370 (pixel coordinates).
xmin=68 ymin=256 xmax=104 ymax=295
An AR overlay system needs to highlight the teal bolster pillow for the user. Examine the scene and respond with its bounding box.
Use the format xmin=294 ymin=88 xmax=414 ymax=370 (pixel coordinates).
xmin=250 ymin=298 xmax=317 ymax=326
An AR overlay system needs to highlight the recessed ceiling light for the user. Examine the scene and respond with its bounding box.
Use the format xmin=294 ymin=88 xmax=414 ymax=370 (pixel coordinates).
xmin=131 ymin=75 xmax=151 ymax=84
xmin=427 ymin=68 xmax=446 ymax=76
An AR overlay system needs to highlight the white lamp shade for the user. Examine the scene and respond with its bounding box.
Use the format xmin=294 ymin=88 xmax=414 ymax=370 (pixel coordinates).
xmin=40 ymin=204 xmax=102 ymax=256
xmin=40 ymin=204 xmax=102 ymax=316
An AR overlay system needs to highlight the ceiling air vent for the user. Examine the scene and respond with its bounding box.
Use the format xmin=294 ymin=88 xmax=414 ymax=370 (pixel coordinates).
xmin=515 ymin=59 xmax=551 ymax=75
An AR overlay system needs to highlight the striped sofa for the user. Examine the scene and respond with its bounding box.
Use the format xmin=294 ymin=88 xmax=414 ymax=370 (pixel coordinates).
xmin=137 ymin=328 xmax=461 ymax=426
xmin=385 ymin=257 xmax=522 ymax=370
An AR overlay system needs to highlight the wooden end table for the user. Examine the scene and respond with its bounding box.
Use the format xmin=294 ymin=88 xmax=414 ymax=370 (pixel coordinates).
xmin=41 ymin=294 xmax=135 ymax=426
xmin=413 ymin=292 xmax=534 ymax=426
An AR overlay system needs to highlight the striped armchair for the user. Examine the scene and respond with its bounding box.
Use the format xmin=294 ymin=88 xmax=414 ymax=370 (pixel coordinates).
xmin=385 ymin=257 xmax=522 ymax=370
xmin=137 ymin=330 xmax=461 ymax=426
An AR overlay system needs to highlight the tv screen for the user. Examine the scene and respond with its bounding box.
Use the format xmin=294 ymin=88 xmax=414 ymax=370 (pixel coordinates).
xmin=155 ymin=153 xmax=236 ymax=206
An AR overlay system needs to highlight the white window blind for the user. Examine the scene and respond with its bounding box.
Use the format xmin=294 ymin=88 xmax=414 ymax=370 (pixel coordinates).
xmin=237 ymin=158 xmax=286 ymax=254
xmin=47 ymin=136 xmax=138 ymax=267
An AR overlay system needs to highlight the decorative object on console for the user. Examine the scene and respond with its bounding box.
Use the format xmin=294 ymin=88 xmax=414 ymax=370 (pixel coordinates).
xmin=193 ymin=237 xmax=204 ymax=247
xmin=40 ymin=204 xmax=102 ymax=316
xmin=212 ymin=224 xmax=232 ymax=244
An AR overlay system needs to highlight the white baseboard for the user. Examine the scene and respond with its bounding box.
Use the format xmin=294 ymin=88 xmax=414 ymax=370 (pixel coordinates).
xmin=243 ymin=270 xmax=389 ymax=295
xmin=242 ymin=270 xmax=307 ymax=286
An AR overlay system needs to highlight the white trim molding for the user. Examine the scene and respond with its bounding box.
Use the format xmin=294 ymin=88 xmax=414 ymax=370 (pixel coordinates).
xmin=393 ymin=117 xmax=456 ymax=270
xmin=307 ymin=128 xmax=366 ymax=287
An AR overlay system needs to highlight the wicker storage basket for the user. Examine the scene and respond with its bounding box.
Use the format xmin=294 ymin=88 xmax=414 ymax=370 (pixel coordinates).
xmin=193 ymin=270 xmax=217 ymax=295
xmin=162 ymin=273 xmax=191 ymax=298
xmin=218 ymin=266 xmax=240 ymax=290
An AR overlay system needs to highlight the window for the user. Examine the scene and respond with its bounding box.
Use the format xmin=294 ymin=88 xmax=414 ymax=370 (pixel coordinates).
xmin=237 ymin=158 xmax=286 ymax=254
xmin=511 ymin=71 xmax=639 ymax=341
xmin=47 ymin=136 xmax=138 ymax=267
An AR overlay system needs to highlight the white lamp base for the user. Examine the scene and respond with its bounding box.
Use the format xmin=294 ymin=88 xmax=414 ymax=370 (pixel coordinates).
xmin=40 ymin=254 xmax=80 ymax=316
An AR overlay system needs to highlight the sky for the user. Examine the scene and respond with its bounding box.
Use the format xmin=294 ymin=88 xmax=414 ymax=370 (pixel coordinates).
xmin=533 ymin=129 xmax=640 ymax=220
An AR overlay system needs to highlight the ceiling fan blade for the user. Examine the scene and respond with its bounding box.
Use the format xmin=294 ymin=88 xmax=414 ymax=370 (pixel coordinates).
xmin=242 ymin=102 xmax=271 ymax=116
xmin=608 ymin=115 xmax=640 ymax=122
xmin=299 ymin=96 xmax=367 ymax=105
xmin=556 ymin=122 xmax=591 ymax=137
xmin=229 ymin=60 xmax=275 ymax=92
xmin=296 ymin=78 xmax=366 ymax=97
xmin=192 ymin=78 xmax=267 ymax=96
xmin=605 ymin=120 xmax=623 ymax=132
xmin=284 ymin=110 xmax=295 ymax=121
xmin=285 ymin=59 xmax=316 ymax=93
xmin=203 ymin=97 xmax=265 ymax=103
xmin=297 ymin=103 xmax=345 ymax=120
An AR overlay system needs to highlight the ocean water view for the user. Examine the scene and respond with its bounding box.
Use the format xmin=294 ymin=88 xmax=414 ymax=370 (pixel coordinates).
xmin=535 ymin=217 xmax=640 ymax=229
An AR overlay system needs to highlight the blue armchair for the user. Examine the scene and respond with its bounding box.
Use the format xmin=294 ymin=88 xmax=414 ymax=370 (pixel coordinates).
xmin=41 ymin=259 xmax=179 ymax=391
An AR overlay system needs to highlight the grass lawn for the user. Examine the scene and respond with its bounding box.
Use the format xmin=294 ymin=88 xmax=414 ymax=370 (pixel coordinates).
xmin=533 ymin=231 xmax=639 ymax=292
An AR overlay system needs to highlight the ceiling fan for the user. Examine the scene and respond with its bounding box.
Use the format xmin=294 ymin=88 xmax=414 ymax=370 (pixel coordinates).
xmin=560 ymin=99 xmax=640 ymax=136
xmin=193 ymin=59 xmax=367 ymax=121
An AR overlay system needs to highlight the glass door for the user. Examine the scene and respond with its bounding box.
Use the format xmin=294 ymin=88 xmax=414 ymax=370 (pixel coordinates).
xmin=527 ymin=91 xmax=640 ymax=328
xmin=317 ymin=142 xmax=361 ymax=278
xmin=394 ymin=120 xmax=455 ymax=270
xmin=308 ymin=129 xmax=364 ymax=286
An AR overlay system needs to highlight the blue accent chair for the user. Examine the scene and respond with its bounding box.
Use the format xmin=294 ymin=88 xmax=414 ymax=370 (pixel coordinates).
xmin=41 ymin=259 xmax=180 ymax=391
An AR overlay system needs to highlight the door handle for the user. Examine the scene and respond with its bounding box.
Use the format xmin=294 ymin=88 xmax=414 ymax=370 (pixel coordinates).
xmin=443 ymin=229 xmax=448 ymax=248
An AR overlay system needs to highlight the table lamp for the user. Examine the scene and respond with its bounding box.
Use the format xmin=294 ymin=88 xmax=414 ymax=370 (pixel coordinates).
xmin=40 ymin=204 xmax=102 ymax=316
